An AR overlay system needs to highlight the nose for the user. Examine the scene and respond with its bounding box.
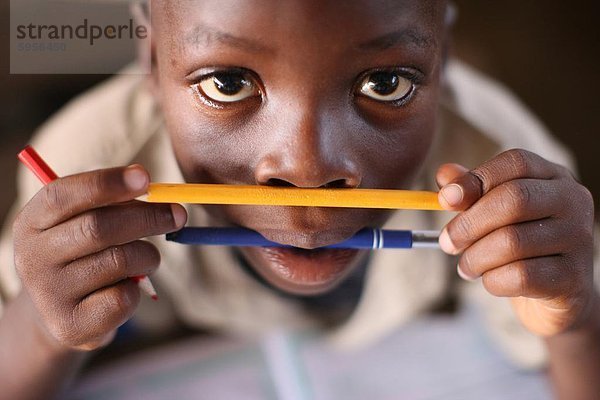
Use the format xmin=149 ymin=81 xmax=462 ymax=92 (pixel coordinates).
xmin=254 ymin=112 xmax=362 ymax=189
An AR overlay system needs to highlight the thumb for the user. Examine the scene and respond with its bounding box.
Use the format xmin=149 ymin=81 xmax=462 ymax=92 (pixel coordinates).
xmin=436 ymin=163 xmax=483 ymax=211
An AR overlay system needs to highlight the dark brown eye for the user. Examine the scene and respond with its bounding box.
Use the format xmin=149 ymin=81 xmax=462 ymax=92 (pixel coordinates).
xmin=193 ymin=71 xmax=260 ymax=103
xmin=359 ymin=71 xmax=413 ymax=102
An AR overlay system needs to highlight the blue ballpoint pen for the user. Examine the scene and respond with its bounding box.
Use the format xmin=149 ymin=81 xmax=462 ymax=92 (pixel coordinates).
xmin=166 ymin=227 xmax=440 ymax=249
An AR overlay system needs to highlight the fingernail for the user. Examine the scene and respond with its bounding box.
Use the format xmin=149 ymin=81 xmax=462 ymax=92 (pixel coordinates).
xmin=171 ymin=204 xmax=187 ymax=228
xmin=457 ymin=264 xmax=476 ymax=281
xmin=438 ymin=228 xmax=458 ymax=255
xmin=124 ymin=165 xmax=148 ymax=191
xmin=440 ymin=184 xmax=464 ymax=207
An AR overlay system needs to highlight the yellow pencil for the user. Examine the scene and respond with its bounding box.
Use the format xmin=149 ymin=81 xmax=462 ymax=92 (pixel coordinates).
xmin=145 ymin=183 xmax=443 ymax=211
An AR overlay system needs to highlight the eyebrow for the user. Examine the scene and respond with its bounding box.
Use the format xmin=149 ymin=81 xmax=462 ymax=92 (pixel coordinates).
xmin=182 ymin=24 xmax=434 ymax=55
xmin=184 ymin=24 xmax=274 ymax=54
xmin=357 ymin=29 xmax=436 ymax=51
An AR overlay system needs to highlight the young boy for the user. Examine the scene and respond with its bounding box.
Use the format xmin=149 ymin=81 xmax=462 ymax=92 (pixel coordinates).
xmin=1 ymin=1 xmax=598 ymax=398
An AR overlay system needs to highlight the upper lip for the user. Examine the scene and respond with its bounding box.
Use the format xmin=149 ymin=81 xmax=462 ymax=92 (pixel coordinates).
xmin=251 ymin=226 xmax=361 ymax=249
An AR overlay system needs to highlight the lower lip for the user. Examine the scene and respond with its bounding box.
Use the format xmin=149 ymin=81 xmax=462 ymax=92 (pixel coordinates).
xmin=252 ymin=246 xmax=362 ymax=292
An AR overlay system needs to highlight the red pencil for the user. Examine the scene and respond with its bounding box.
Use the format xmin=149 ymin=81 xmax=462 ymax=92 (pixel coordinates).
xmin=17 ymin=145 xmax=58 ymax=185
xmin=18 ymin=145 xmax=158 ymax=301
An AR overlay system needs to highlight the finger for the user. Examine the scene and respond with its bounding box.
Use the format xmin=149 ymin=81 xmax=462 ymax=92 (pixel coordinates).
xmin=66 ymin=279 xmax=141 ymax=349
xmin=22 ymin=165 xmax=150 ymax=231
xmin=439 ymin=178 xmax=566 ymax=254
xmin=457 ymin=218 xmax=570 ymax=279
xmin=62 ymin=241 xmax=160 ymax=298
xmin=438 ymin=149 xmax=570 ymax=211
xmin=73 ymin=330 xmax=118 ymax=352
xmin=478 ymin=256 xmax=579 ymax=298
xmin=435 ymin=163 xmax=469 ymax=188
xmin=42 ymin=201 xmax=186 ymax=263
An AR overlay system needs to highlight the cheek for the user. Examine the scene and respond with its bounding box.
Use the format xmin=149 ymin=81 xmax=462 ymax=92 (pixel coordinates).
xmin=160 ymin=85 xmax=261 ymax=184
xmin=353 ymin=93 xmax=439 ymax=189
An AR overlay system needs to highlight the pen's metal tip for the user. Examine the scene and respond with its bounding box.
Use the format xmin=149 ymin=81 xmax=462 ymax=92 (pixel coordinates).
xmin=411 ymin=230 xmax=441 ymax=249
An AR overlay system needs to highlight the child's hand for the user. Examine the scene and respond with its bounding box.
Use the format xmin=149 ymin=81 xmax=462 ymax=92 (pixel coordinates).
xmin=12 ymin=166 xmax=187 ymax=350
xmin=436 ymin=149 xmax=596 ymax=336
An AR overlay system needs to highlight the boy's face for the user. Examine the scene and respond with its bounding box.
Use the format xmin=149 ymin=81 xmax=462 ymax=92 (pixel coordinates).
xmin=150 ymin=0 xmax=447 ymax=295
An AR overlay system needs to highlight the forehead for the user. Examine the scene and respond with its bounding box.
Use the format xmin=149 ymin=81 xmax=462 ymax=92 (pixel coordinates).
xmin=152 ymin=0 xmax=446 ymax=53
xmin=154 ymin=0 xmax=444 ymax=20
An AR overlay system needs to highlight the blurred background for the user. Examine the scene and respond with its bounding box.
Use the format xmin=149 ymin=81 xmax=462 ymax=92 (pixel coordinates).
xmin=0 ymin=0 xmax=599 ymax=225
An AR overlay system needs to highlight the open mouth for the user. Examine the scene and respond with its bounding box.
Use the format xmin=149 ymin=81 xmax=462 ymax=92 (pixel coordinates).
xmin=199 ymin=205 xmax=386 ymax=294
xmin=240 ymin=229 xmax=367 ymax=295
